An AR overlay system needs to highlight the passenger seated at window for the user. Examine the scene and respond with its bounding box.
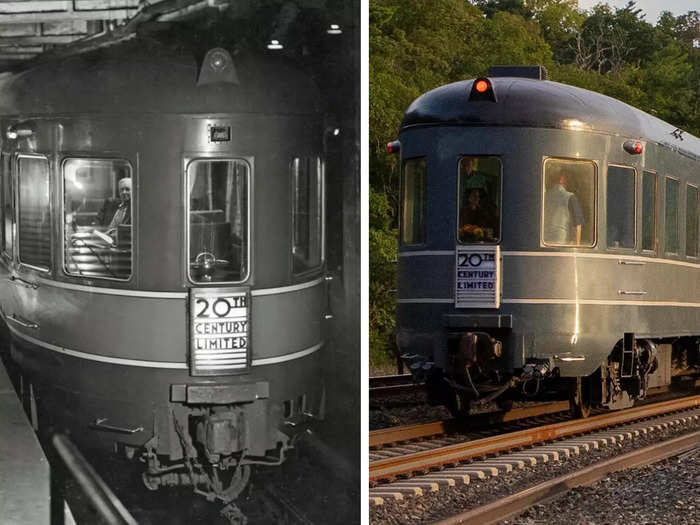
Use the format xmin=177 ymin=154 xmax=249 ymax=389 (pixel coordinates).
xmin=544 ymin=170 xmax=584 ymax=245
xmin=459 ymin=187 xmax=498 ymax=242
xmin=97 ymin=177 xmax=131 ymax=232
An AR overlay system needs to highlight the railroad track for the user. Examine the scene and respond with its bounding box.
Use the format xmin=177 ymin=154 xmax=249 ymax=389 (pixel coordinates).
xmin=369 ymin=374 xmax=423 ymax=399
xmin=370 ymin=400 xmax=571 ymax=449
xmin=369 ymin=394 xmax=700 ymax=508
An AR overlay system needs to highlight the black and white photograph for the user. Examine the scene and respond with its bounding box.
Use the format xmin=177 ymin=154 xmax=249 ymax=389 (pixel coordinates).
xmin=0 ymin=1 xmax=360 ymax=523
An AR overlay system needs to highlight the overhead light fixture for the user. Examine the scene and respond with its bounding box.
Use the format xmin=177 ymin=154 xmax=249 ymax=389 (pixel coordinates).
xmin=267 ymin=39 xmax=283 ymax=50
xmin=326 ymin=24 xmax=342 ymax=35
xmin=6 ymin=124 xmax=34 ymax=140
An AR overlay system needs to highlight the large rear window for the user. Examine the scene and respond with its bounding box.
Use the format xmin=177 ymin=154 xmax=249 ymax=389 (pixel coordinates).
xmin=188 ymin=159 xmax=249 ymax=283
xmin=457 ymin=156 xmax=501 ymax=244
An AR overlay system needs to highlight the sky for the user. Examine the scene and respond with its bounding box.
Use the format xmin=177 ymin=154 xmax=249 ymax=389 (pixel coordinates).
xmin=577 ymin=0 xmax=697 ymax=25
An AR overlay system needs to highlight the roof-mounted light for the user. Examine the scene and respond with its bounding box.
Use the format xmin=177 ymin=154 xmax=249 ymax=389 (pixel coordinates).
xmin=623 ymin=140 xmax=644 ymax=155
xmin=327 ymin=24 xmax=342 ymax=35
xmin=267 ymin=39 xmax=284 ymax=50
xmin=469 ymin=77 xmax=497 ymax=102
xmin=386 ymin=140 xmax=401 ymax=154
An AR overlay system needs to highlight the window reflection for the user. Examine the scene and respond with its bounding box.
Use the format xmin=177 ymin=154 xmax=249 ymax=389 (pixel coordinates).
xmin=292 ymin=157 xmax=323 ymax=274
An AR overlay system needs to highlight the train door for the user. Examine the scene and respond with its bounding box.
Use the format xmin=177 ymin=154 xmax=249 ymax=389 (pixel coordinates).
xmin=185 ymin=156 xmax=252 ymax=376
xmin=3 ymin=153 xmax=52 ymax=356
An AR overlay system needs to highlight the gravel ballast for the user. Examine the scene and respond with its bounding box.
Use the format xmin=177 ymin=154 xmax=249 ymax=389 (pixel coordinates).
xmin=509 ymin=448 xmax=700 ymax=524
xmin=369 ymin=416 xmax=700 ymax=524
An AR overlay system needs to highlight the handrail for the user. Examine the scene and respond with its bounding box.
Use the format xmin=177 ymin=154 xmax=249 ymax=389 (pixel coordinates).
xmin=51 ymin=434 xmax=138 ymax=525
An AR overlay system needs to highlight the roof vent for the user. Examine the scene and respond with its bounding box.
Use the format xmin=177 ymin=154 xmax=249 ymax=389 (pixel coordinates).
xmin=488 ymin=65 xmax=547 ymax=80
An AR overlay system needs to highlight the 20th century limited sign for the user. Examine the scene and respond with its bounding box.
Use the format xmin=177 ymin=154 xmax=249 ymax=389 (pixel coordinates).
xmin=190 ymin=288 xmax=249 ymax=375
xmin=455 ymin=245 xmax=501 ymax=308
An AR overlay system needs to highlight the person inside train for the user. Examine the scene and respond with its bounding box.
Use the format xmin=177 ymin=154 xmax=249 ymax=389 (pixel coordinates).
xmin=459 ymin=187 xmax=498 ymax=242
xmin=97 ymin=177 xmax=132 ymax=232
xmin=544 ymin=170 xmax=584 ymax=245
xmin=460 ymin=156 xmax=487 ymax=193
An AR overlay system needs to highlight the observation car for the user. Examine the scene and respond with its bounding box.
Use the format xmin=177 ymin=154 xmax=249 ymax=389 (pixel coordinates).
xmin=391 ymin=66 xmax=700 ymax=418
xmin=0 ymin=35 xmax=330 ymax=509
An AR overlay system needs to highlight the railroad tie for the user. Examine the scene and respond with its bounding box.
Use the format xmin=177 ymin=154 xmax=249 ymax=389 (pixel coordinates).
xmin=368 ymin=490 xmax=406 ymax=501
xmin=414 ymin=476 xmax=455 ymax=487
xmin=390 ymin=480 xmax=440 ymax=492
xmin=486 ymin=457 xmax=527 ymax=469
xmin=421 ymin=472 xmax=470 ymax=485
xmin=442 ymin=467 xmax=491 ymax=479
xmin=502 ymin=453 xmax=539 ymax=466
xmin=471 ymin=462 xmax=513 ymax=473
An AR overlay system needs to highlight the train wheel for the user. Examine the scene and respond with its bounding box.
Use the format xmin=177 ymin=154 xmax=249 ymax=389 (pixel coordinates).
xmin=570 ymin=376 xmax=591 ymax=419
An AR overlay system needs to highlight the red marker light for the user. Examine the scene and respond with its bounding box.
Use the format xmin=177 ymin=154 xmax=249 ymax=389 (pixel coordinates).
xmin=623 ymin=140 xmax=644 ymax=155
xmin=386 ymin=140 xmax=401 ymax=154
xmin=475 ymin=80 xmax=489 ymax=93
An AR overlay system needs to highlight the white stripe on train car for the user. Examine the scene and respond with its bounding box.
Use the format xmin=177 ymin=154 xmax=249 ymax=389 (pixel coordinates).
xmin=398 ymin=249 xmax=700 ymax=269
xmin=398 ymin=297 xmax=700 ymax=307
xmin=34 ymin=276 xmax=324 ymax=298
xmin=4 ymin=322 xmax=323 ymax=369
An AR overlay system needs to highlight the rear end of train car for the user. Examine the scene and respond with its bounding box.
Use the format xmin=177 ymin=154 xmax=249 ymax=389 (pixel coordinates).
xmin=0 ymin=39 xmax=330 ymax=504
xmin=392 ymin=67 xmax=700 ymax=417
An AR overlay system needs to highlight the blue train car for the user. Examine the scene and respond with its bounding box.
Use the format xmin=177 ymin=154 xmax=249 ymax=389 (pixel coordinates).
xmin=392 ymin=66 xmax=700 ymax=417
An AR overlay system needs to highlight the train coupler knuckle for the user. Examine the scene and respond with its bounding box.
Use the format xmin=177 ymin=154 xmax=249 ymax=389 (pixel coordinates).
xmin=458 ymin=331 xmax=501 ymax=366
xmin=196 ymin=410 xmax=245 ymax=463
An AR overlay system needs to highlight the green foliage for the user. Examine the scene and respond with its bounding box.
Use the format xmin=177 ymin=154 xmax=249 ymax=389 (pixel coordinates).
xmin=369 ymin=0 xmax=700 ymax=368
xmin=369 ymin=188 xmax=398 ymax=367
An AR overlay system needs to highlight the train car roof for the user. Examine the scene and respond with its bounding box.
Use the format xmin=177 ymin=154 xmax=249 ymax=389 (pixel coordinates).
xmin=0 ymin=38 xmax=322 ymax=116
xmin=401 ymin=77 xmax=700 ymax=159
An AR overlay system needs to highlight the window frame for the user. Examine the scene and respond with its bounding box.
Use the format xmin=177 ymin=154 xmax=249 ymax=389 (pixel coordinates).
xmin=663 ymin=175 xmax=681 ymax=256
xmin=541 ymin=157 xmax=598 ymax=248
xmin=455 ymin=155 xmax=503 ymax=245
xmin=185 ymin=157 xmax=252 ymax=285
xmin=686 ymin=182 xmax=699 ymax=259
xmin=60 ymin=156 xmax=135 ymax=282
xmin=0 ymin=152 xmax=11 ymax=261
xmin=399 ymin=156 xmax=427 ymax=246
xmin=290 ymin=156 xmax=325 ymax=277
xmin=641 ymin=169 xmax=658 ymax=254
xmin=605 ymin=163 xmax=637 ymax=252
xmin=16 ymin=153 xmax=52 ymax=273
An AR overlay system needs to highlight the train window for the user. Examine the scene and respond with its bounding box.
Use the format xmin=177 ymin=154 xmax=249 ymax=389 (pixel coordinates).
xmin=292 ymin=157 xmax=324 ymax=274
xmin=542 ymin=159 xmax=596 ymax=247
xmin=401 ymin=157 xmax=426 ymax=245
xmin=642 ymin=171 xmax=657 ymax=251
xmin=457 ymin=156 xmax=501 ymax=243
xmin=687 ymin=185 xmax=698 ymax=258
xmin=1 ymin=154 xmax=11 ymax=258
xmin=188 ymin=159 xmax=249 ymax=283
xmin=606 ymin=165 xmax=635 ymax=249
xmin=63 ymin=158 xmax=132 ymax=280
xmin=17 ymin=155 xmax=51 ymax=271
xmin=664 ymin=177 xmax=680 ymax=254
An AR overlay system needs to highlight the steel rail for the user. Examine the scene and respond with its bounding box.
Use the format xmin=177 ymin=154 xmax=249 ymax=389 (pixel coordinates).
xmin=369 ymin=374 xmax=414 ymax=388
xmin=434 ymin=429 xmax=700 ymax=525
xmin=369 ymin=394 xmax=700 ymax=482
xmin=369 ymin=383 xmax=423 ymax=399
xmin=369 ymin=400 xmax=570 ymax=448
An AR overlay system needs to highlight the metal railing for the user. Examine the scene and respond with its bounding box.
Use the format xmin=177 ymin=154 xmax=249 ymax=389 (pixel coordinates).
xmin=50 ymin=434 xmax=137 ymax=525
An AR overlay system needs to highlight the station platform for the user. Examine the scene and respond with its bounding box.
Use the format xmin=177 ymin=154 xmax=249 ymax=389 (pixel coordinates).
xmin=0 ymin=360 xmax=50 ymax=523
